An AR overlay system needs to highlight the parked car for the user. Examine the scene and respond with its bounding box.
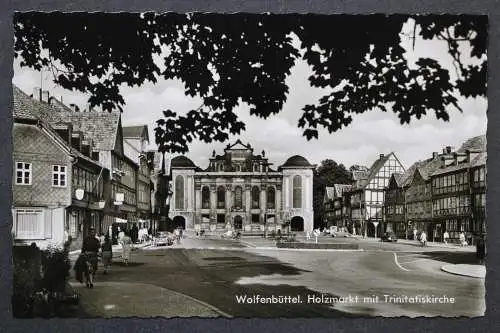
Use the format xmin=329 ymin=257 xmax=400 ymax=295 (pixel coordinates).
xmin=381 ymin=232 xmax=398 ymax=242
xmin=154 ymin=231 xmax=173 ymax=246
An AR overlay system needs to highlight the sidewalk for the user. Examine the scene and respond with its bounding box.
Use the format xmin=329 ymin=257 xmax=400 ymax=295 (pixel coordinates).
xmin=69 ymin=281 xmax=229 ymax=317
xmin=394 ymin=239 xmax=475 ymax=251
xmin=441 ymin=264 xmax=486 ymax=279
xmin=69 ymin=242 xmax=151 ymax=258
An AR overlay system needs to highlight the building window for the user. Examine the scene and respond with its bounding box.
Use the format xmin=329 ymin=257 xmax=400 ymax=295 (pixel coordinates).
xmin=175 ymin=175 xmax=184 ymax=210
xmin=267 ymin=186 xmax=275 ymax=209
xmin=217 ymin=214 xmax=225 ymax=224
xmin=293 ymin=175 xmax=302 ymax=208
xmin=252 ymin=214 xmax=260 ymax=223
xmin=252 ymin=186 xmax=260 ymax=208
xmin=202 ymin=186 xmax=210 ymax=209
xmin=14 ymin=209 xmax=44 ymax=240
xmin=15 ymin=162 xmax=32 ymax=185
xmin=217 ymin=186 xmax=226 ymax=208
xmin=52 ymin=165 xmax=67 ymax=187
xmin=234 ymin=186 xmax=243 ymax=209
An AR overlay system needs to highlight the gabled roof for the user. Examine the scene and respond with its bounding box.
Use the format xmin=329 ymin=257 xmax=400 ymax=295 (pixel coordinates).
xmin=458 ymin=134 xmax=486 ymax=153
xmin=16 ymin=86 xmax=121 ymax=152
xmin=123 ymin=125 xmax=149 ymax=142
xmin=354 ymin=152 xmax=401 ymax=189
xmin=13 ymin=86 xmax=105 ymax=169
xmin=471 ymin=152 xmax=487 ymax=168
xmin=389 ymin=173 xmax=404 ymax=187
xmin=13 ymin=85 xmax=53 ymax=121
xmin=226 ymin=139 xmax=252 ymax=151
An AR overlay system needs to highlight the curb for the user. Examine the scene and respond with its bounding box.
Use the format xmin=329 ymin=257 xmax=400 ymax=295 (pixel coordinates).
xmin=440 ymin=265 xmax=485 ymax=279
xmin=72 ymin=281 xmax=232 ymax=318
xmin=146 ymin=246 xmax=364 ymax=252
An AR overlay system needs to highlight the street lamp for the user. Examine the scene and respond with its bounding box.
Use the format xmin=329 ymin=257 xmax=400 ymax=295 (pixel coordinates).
xmin=263 ymin=162 xmax=274 ymax=238
xmin=165 ymin=183 xmax=173 ymax=231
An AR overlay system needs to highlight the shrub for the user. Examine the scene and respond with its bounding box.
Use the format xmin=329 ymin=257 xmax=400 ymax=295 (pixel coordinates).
xmin=12 ymin=244 xmax=42 ymax=317
xmin=41 ymin=245 xmax=71 ymax=293
xmin=12 ymin=243 xmax=74 ymax=317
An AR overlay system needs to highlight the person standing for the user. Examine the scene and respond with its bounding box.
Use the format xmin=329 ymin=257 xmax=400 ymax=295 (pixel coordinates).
xmin=101 ymin=235 xmax=113 ymax=274
xmin=81 ymin=227 xmax=100 ymax=288
xmin=420 ymin=231 xmax=427 ymax=247
xmin=120 ymin=230 xmax=132 ymax=265
xmin=413 ymin=227 xmax=417 ymax=241
xmin=443 ymin=230 xmax=449 ymax=244
xmin=459 ymin=231 xmax=467 ymax=247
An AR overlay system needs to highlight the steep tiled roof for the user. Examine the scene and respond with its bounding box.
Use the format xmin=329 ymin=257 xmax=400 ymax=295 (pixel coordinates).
xmin=458 ymin=134 xmax=486 ymax=152
xmin=13 ymin=85 xmax=52 ymax=121
xmin=13 ymin=86 xmax=105 ymax=168
xmin=15 ymin=86 xmax=120 ymax=151
xmin=58 ymin=112 xmax=120 ymax=151
xmin=471 ymin=152 xmax=487 ymax=168
xmin=123 ymin=125 xmax=149 ymax=141
xmin=417 ymin=157 xmax=443 ymax=181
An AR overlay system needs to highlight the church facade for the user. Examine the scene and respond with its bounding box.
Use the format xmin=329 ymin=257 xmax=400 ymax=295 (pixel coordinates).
xmin=169 ymin=140 xmax=314 ymax=233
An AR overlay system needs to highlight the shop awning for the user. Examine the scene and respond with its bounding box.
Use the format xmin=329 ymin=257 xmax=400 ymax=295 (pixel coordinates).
xmin=115 ymin=217 xmax=128 ymax=224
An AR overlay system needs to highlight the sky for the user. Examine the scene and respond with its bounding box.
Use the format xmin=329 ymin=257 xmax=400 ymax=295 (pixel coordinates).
xmin=12 ymin=17 xmax=487 ymax=171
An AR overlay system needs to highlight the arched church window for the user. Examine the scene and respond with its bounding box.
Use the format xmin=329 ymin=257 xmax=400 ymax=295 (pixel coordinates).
xmin=202 ymin=186 xmax=210 ymax=209
xmin=293 ymin=175 xmax=302 ymax=208
xmin=175 ymin=175 xmax=184 ymax=210
xmin=267 ymin=186 xmax=275 ymax=209
xmin=234 ymin=186 xmax=243 ymax=209
xmin=217 ymin=186 xmax=225 ymax=208
xmin=252 ymin=186 xmax=260 ymax=208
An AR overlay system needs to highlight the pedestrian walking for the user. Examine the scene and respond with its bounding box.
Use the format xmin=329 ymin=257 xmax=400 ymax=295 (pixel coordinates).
xmin=101 ymin=235 xmax=113 ymax=274
xmin=81 ymin=227 xmax=100 ymax=288
xmin=120 ymin=230 xmax=132 ymax=265
xmin=306 ymin=231 xmax=311 ymax=241
xmin=174 ymin=227 xmax=180 ymax=244
xmin=413 ymin=228 xmax=417 ymax=241
xmin=420 ymin=231 xmax=427 ymax=247
xmin=443 ymin=231 xmax=449 ymax=244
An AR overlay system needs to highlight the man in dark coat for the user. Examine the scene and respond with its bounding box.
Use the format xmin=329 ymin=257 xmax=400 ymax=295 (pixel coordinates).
xmin=81 ymin=227 xmax=100 ymax=287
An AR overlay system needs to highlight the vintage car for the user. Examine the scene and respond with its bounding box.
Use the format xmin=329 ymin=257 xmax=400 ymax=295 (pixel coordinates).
xmin=154 ymin=231 xmax=173 ymax=246
xmin=381 ymin=232 xmax=398 ymax=242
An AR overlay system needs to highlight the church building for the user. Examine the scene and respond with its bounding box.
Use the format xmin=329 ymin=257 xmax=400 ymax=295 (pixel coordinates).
xmin=169 ymin=140 xmax=314 ymax=233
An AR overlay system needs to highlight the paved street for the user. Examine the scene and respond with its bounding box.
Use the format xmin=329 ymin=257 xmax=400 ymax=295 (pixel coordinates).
xmin=69 ymin=235 xmax=485 ymax=318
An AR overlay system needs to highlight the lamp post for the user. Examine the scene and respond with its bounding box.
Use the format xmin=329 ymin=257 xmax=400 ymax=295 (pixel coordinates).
xmin=263 ymin=162 xmax=274 ymax=238
xmin=165 ymin=183 xmax=173 ymax=231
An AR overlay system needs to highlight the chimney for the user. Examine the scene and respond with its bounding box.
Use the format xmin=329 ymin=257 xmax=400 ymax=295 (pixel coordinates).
xmin=41 ymin=90 xmax=49 ymax=103
xmin=380 ymin=154 xmax=385 ymax=159
xmin=33 ymin=87 xmax=42 ymax=101
xmin=432 ymin=152 xmax=439 ymax=159
xmin=446 ymin=146 xmax=452 ymax=154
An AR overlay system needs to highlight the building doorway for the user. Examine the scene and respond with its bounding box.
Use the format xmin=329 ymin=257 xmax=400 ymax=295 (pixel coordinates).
xmin=290 ymin=216 xmax=304 ymax=232
xmin=173 ymin=216 xmax=186 ymax=229
xmin=234 ymin=215 xmax=243 ymax=230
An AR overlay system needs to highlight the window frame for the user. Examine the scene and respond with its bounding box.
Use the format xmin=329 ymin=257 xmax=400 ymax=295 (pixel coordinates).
xmin=52 ymin=165 xmax=67 ymax=187
xmin=15 ymin=162 xmax=32 ymax=185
